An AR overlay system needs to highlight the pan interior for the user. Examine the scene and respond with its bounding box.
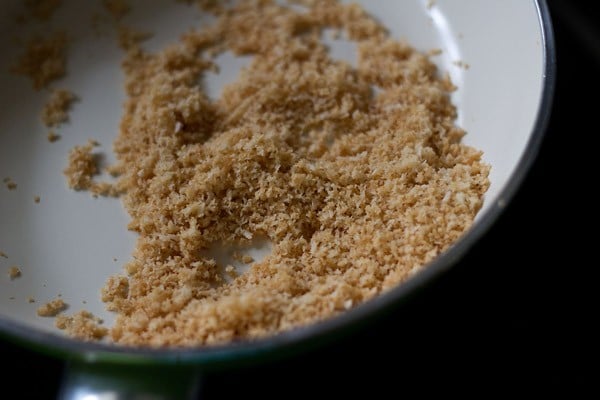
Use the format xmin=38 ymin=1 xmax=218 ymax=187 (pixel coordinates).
xmin=0 ymin=0 xmax=545 ymax=343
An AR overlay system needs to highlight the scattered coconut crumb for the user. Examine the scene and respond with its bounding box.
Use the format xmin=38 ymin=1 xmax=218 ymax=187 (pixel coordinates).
xmin=100 ymin=275 xmax=129 ymax=311
xmin=0 ymin=251 xmax=7 ymax=258
xmin=22 ymin=0 xmax=62 ymax=22
xmin=103 ymin=0 xmax=131 ymax=21
xmin=64 ymin=142 xmax=97 ymax=191
xmin=47 ymin=131 xmax=61 ymax=142
xmin=428 ymin=48 xmax=443 ymax=56
xmin=91 ymin=181 xmax=121 ymax=197
xmin=28 ymin=297 xmax=36 ymax=303
xmin=42 ymin=89 xmax=77 ymax=128
xmin=37 ymin=298 xmax=67 ymax=316
xmin=232 ymin=252 xmax=254 ymax=264
xmin=224 ymin=265 xmax=238 ymax=279
xmin=66 ymin=0 xmax=489 ymax=347
xmin=8 ymin=267 xmax=21 ymax=280
xmin=454 ymin=60 xmax=471 ymax=70
xmin=11 ymin=31 xmax=68 ymax=90
xmin=63 ymin=141 xmax=121 ymax=197
xmin=105 ymin=164 xmax=122 ymax=177
xmin=34 ymin=196 xmax=41 ymax=203
xmin=3 ymin=178 xmax=17 ymax=191
xmin=426 ymin=0 xmax=436 ymax=10
xmin=117 ymin=26 xmax=153 ymax=51
xmin=231 ymin=252 xmax=243 ymax=262
xmin=56 ymin=311 xmax=108 ymax=341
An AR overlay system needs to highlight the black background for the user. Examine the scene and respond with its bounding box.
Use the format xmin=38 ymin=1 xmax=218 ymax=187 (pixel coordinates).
xmin=1 ymin=0 xmax=595 ymax=396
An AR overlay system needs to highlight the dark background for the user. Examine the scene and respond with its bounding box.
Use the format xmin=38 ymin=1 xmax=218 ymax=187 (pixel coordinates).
xmin=1 ymin=0 xmax=595 ymax=396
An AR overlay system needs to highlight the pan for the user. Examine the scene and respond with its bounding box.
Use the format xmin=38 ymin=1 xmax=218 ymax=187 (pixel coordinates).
xmin=0 ymin=0 xmax=555 ymax=398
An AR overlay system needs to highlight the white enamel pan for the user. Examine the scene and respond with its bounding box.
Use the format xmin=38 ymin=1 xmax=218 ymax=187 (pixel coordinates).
xmin=0 ymin=1 xmax=554 ymax=398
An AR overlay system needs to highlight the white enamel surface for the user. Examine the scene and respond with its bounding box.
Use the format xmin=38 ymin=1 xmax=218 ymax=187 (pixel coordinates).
xmin=0 ymin=1 xmax=546 ymax=337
